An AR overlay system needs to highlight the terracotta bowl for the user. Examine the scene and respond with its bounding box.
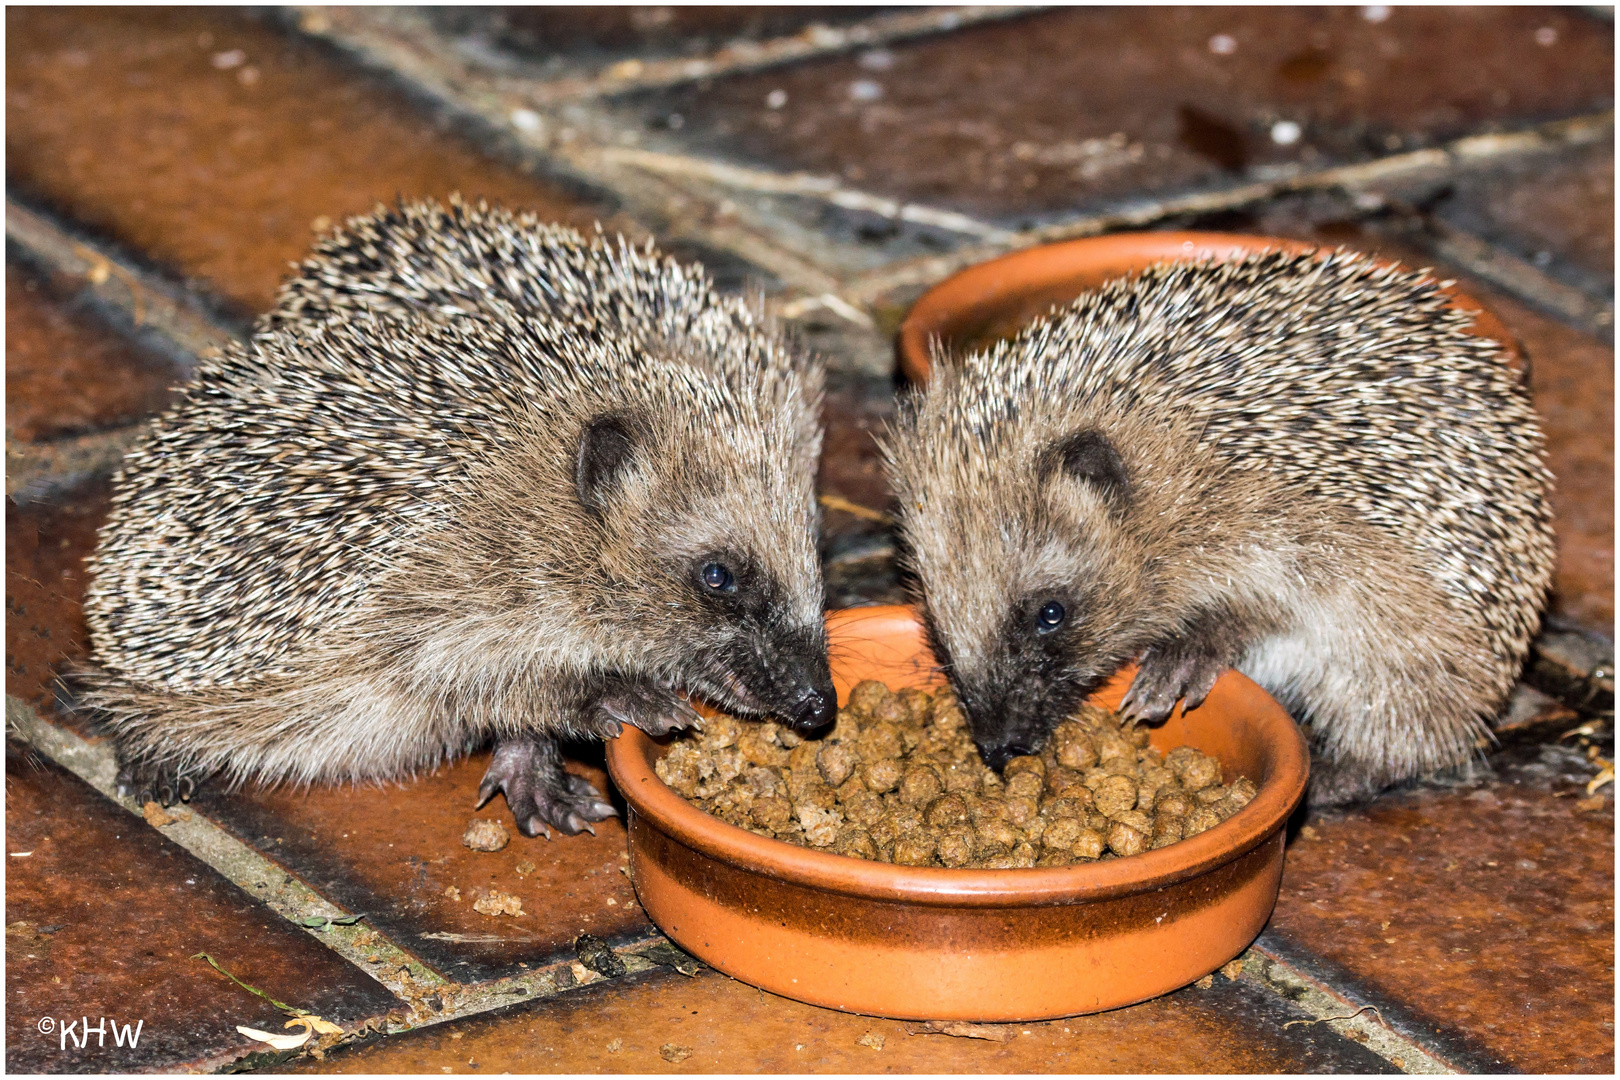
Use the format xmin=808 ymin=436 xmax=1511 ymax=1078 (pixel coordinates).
xmin=605 ymin=605 xmax=1309 ymax=1021
xmin=897 ymin=230 xmax=1521 ymax=385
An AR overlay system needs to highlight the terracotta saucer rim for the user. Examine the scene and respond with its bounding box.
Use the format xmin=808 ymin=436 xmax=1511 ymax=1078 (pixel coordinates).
xmin=896 ymin=229 xmax=1520 ymax=385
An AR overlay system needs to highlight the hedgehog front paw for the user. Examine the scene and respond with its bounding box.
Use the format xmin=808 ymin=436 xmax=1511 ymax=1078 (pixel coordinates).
xmin=476 ymin=735 xmax=618 ymax=839
xmin=591 ymin=683 xmax=701 ymax=739
xmin=116 ymin=757 xmax=208 ymax=807
xmin=1119 ymin=645 xmax=1227 ymax=724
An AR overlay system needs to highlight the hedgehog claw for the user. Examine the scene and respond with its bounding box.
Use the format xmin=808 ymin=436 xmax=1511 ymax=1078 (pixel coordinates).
xmin=1128 ymin=642 xmax=1229 ymax=724
xmin=117 ymin=757 xmax=208 ymax=807
xmin=594 ymin=684 xmax=700 ymax=738
xmin=480 ymin=735 xmax=619 ymax=839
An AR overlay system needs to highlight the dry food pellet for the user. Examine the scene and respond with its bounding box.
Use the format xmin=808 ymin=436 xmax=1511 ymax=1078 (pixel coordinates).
xmin=654 ymin=682 xmax=1254 ymax=869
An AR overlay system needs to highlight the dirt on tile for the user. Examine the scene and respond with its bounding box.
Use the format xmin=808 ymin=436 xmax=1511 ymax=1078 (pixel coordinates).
xmin=1272 ymin=743 xmax=1615 ymax=1073
xmin=1434 ymin=141 xmax=1615 ymax=298
xmin=4 ymin=743 xmax=399 ymax=1073
xmin=618 ymin=6 xmax=1613 ymax=219
xmin=5 ymin=263 xmax=180 ymax=443
xmin=5 ymin=478 xmax=112 ymax=729
xmin=190 ymin=750 xmax=652 ymax=984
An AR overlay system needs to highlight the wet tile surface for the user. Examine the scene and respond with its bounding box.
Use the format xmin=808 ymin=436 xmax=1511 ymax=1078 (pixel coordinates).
xmin=6 ymin=7 xmax=617 ymax=318
xmin=1271 ymin=743 xmax=1615 ymax=1074
xmin=1434 ymin=142 xmax=1615 ymax=298
xmin=191 ymin=750 xmax=651 ymax=985
xmin=5 ymin=480 xmax=110 ymax=730
xmin=296 ymin=961 xmax=1396 ymax=1074
xmin=619 ymin=6 xmax=1613 ymax=220
xmin=5 ymin=263 xmax=179 ymax=444
xmin=4 ymin=743 xmax=399 ymax=1073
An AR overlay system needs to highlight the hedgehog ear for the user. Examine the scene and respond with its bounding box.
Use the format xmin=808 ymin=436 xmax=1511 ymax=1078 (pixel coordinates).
xmin=1043 ymin=429 xmax=1130 ymax=505
xmin=576 ymin=412 xmax=643 ymax=515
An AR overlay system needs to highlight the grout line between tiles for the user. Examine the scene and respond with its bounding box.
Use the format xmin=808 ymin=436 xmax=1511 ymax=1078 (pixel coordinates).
xmin=289 ymin=6 xmax=1045 ymax=108
xmin=3 ymin=696 xmax=679 ymax=1055
xmin=5 ymin=197 xmax=241 ymax=363
xmin=845 ymin=111 xmax=1617 ymax=303
xmin=275 ymin=0 xmax=1620 ymax=332
xmin=1243 ymin=937 xmax=1479 ymax=1075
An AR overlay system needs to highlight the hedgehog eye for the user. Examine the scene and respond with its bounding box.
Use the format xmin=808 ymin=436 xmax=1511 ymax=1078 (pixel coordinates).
xmin=1036 ymin=601 xmax=1066 ymax=633
xmin=701 ymin=563 xmax=735 ymax=592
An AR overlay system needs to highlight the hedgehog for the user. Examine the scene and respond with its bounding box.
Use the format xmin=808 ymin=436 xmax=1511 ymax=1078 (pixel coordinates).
xmin=882 ymin=250 xmax=1555 ymax=805
xmin=78 ymin=197 xmax=837 ymax=837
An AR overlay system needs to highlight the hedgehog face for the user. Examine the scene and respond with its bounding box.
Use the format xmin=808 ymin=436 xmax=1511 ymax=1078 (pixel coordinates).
xmin=910 ymin=486 xmax=1142 ymax=771
xmin=575 ymin=402 xmax=836 ymax=737
xmin=889 ymin=401 xmax=1161 ymax=771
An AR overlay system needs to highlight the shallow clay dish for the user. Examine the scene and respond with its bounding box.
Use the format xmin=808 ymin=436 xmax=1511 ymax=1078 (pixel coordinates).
xmin=897 ymin=230 xmax=1521 ymax=385
xmin=606 ymin=605 xmax=1309 ymax=1021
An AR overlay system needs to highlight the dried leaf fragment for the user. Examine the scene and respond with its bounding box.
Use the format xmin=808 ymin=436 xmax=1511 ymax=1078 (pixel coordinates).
xmin=236 ymin=1024 xmax=311 ymax=1051
xmin=574 ymin=933 xmax=627 ymax=978
xmin=1586 ymin=763 xmax=1613 ymax=796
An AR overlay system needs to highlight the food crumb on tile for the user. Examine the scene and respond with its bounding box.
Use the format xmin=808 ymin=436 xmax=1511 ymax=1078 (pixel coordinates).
xmin=1220 ymin=957 xmax=1245 ymax=980
xmin=462 ymin=818 xmax=511 ymax=852
xmin=1195 ymin=974 xmax=1215 ymax=989
xmin=606 ymin=1038 xmax=623 ymax=1053
xmin=857 ymin=1032 xmax=886 ymax=1049
xmin=514 ymin=859 xmax=537 ymax=876
xmin=141 ymin=801 xmax=176 ymax=827
xmin=443 ymin=885 xmax=461 ymax=901
xmin=660 ymin=1043 xmax=693 ymax=1063
xmin=473 ymin=891 xmax=522 ymax=917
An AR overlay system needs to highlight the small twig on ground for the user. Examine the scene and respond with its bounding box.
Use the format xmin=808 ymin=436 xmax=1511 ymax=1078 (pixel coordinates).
xmin=1283 ymin=1004 xmax=1383 ymax=1029
xmin=818 ymin=493 xmax=892 ymax=524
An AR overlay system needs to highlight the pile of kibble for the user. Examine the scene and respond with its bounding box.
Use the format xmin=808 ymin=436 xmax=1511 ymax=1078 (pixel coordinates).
xmin=654 ymin=680 xmax=1256 ymax=868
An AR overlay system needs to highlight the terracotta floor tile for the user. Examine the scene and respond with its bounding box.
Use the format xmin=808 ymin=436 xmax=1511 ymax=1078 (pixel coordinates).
xmin=190 ymin=750 xmax=651 ymax=985
xmin=818 ymin=371 xmax=897 ymax=518
xmin=1436 ymin=141 xmax=1614 ymax=298
xmin=6 ymin=7 xmax=619 ymax=318
xmin=616 ymin=6 xmax=1612 ymax=220
xmin=5 ymin=480 xmax=110 ymax=731
xmin=5 ymin=263 xmax=179 ymax=444
xmin=1271 ymin=742 xmax=1615 ymax=1074
xmin=4 ymin=742 xmax=400 ymax=1073
xmin=296 ymin=962 xmax=1397 ymax=1074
